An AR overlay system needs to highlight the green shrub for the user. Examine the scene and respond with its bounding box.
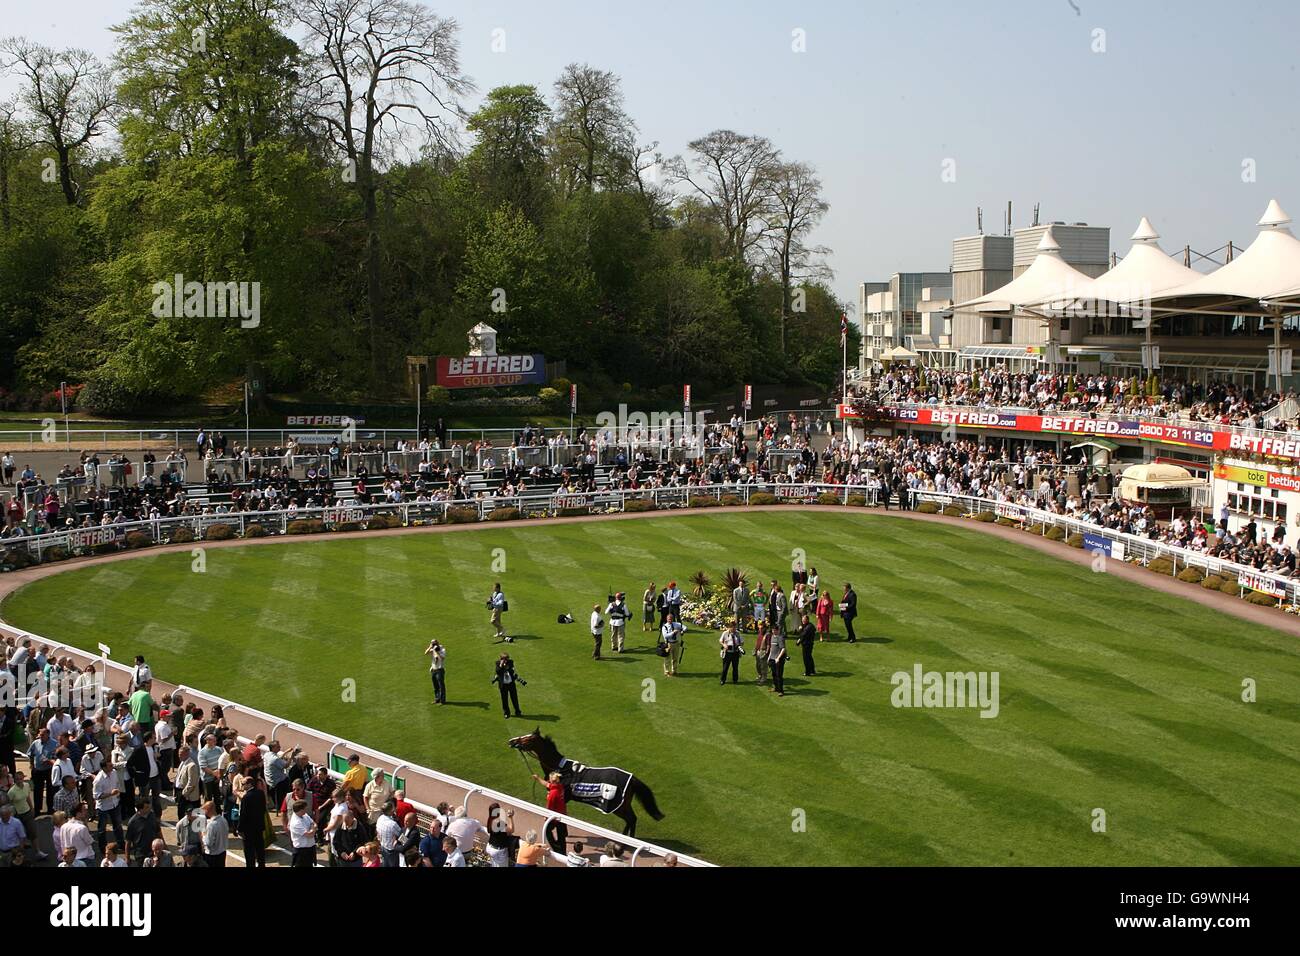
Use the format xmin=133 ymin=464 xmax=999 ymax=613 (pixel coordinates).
xmin=333 ymin=522 xmax=363 ymax=533
xmin=242 ymin=524 xmax=271 ymax=538
xmin=488 ymin=507 xmax=521 ymax=522
xmin=76 ymin=368 xmax=176 ymax=417
xmin=445 ymin=508 xmax=480 ymax=524
xmin=1245 ymin=591 xmax=1280 ymax=607
xmin=2 ymin=549 xmax=36 ymax=569
xmin=558 ymin=507 xmax=589 ymax=518
xmin=1067 ymin=533 xmax=1085 ymax=549
xmin=366 ymin=514 xmax=401 ymax=529
xmin=973 ymin=511 xmax=996 ymax=523
xmin=287 ymin=520 xmax=325 ymax=535
xmin=1147 ymin=558 xmax=1175 ymax=575
xmin=1219 ymin=577 xmax=1241 ymax=595
xmin=623 ymin=499 xmax=657 ymax=513
xmin=942 ymin=505 xmax=965 ymax=517
xmin=124 ymin=531 xmax=154 ymax=549
xmin=719 ymin=495 xmax=744 ymax=507
xmin=89 ymin=542 xmax=120 ymax=555
xmin=170 ymin=527 xmax=196 ymax=544
xmin=44 ymin=546 xmax=69 ymax=562
xmin=1177 ymin=567 xmax=1205 ymax=583
xmin=1044 ymin=526 xmax=1067 ymax=542
xmin=995 ymin=517 xmax=1018 ymax=527
xmin=846 ymin=495 xmax=867 ymax=507
xmin=748 ymin=493 xmax=779 ymax=506
xmin=1201 ymin=574 xmax=1225 ymax=589
xmin=817 ymin=494 xmax=843 ymax=506
xmin=688 ymin=496 xmax=721 ymax=508
xmin=425 ymin=385 xmax=450 ymax=407
xmin=204 ymin=524 xmax=235 ymax=541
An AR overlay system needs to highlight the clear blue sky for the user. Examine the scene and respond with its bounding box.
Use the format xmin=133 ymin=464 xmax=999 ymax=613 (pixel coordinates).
xmin=3 ymin=0 xmax=1298 ymax=309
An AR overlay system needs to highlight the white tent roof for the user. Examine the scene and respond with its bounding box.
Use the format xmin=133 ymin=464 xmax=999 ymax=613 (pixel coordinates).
xmin=1080 ymin=218 xmax=1204 ymax=304
xmin=954 ymin=226 xmax=1095 ymax=313
xmin=1152 ymin=200 xmax=1300 ymax=308
xmin=882 ymin=345 xmax=920 ymax=361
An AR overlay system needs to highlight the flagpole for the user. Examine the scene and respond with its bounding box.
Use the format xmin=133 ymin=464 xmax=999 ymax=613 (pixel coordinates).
xmin=841 ymin=316 xmax=849 ymax=445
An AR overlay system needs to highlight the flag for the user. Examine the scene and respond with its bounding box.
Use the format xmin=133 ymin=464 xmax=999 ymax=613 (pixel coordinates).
xmin=840 ymin=314 xmax=848 ymax=346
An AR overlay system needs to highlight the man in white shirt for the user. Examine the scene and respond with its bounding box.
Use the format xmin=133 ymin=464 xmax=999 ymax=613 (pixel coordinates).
xmin=548 ymin=840 xmax=592 ymax=867
xmin=154 ymin=716 xmax=175 ymax=792
xmin=442 ymin=835 xmax=466 ymax=867
xmin=589 ymin=604 xmax=605 ymax=660
xmin=129 ymin=656 xmax=152 ymax=693
xmin=445 ymin=805 xmax=487 ymax=855
xmin=375 ymin=801 xmax=402 ymax=868
xmin=201 ymin=801 xmax=228 ymax=867
xmin=46 ymin=707 xmax=77 ymax=741
xmin=62 ymin=803 xmax=96 ymax=864
xmin=92 ymin=764 xmax=124 ymax=855
xmin=287 ymin=799 xmax=317 ymax=868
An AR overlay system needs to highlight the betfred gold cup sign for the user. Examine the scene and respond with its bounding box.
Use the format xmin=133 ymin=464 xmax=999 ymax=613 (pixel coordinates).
xmin=436 ymin=354 xmax=546 ymax=388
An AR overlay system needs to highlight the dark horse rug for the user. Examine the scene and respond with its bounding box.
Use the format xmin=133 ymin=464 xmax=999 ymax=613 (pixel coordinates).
xmin=557 ymin=758 xmax=634 ymax=814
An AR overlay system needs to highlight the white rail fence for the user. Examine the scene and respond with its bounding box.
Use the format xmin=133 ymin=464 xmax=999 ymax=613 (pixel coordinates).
xmin=0 ymin=622 xmax=709 ymax=867
xmin=1 ymin=483 xmax=882 ymax=568
xmin=913 ymin=490 xmax=1300 ymax=605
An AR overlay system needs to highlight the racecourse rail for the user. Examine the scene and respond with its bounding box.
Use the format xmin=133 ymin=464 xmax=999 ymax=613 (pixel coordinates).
xmin=0 ymin=618 xmax=712 ymax=867
xmin=0 ymin=482 xmax=881 ymax=565
xmin=4 ymin=475 xmax=1294 ymax=604
xmin=911 ymin=489 xmax=1300 ymax=605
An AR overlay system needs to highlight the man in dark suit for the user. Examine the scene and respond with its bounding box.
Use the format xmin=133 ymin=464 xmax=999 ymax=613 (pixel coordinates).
xmin=796 ymin=613 xmax=818 ymax=676
xmin=238 ymin=779 xmax=269 ymax=867
xmin=840 ymin=583 xmax=858 ymax=644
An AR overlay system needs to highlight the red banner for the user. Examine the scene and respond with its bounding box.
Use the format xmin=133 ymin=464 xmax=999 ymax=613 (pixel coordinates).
xmin=836 ymin=404 xmax=1300 ymax=461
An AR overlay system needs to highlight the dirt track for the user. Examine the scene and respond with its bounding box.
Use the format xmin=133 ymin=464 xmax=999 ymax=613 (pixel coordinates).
xmin=2 ymin=505 xmax=1298 ymax=638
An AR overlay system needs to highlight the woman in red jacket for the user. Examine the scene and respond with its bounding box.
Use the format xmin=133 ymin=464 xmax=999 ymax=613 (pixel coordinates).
xmin=815 ymin=589 xmax=833 ymax=642
xmin=533 ymin=770 xmax=569 ymax=854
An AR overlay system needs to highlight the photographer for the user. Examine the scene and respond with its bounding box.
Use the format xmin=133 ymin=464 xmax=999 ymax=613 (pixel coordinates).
xmin=719 ymin=619 xmax=744 ymax=685
xmin=491 ymin=653 xmax=526 ymax=719
xmin=425 ymin=640 xmax=447 ymax=705
xmin=589 ymin=604 xmax=605 ymax=660
xmin=487 ymin=583 xmax=509 ymax=642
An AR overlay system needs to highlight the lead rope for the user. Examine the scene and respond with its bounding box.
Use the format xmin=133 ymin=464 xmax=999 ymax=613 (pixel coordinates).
xmin=516 ymin=748 xmax=538 ymax=803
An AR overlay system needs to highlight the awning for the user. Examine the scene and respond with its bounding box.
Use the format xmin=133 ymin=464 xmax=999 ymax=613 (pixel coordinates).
xmin=954 ymin=226 xmax=1095 ymax=313
xmin=1150 ymin=200 xmax=1300 ymax=314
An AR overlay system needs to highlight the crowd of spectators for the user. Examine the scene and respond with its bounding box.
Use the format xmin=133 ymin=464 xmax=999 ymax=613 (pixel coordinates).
xmin=852 ymin=365 xmax=1299 ymax=431
xmin=0 ymin=644 xmax=660 ymax=868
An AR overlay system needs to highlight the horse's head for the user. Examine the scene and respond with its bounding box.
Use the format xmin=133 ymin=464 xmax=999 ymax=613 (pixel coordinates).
xmin=507 ymin=728 xmax=544 ymax=753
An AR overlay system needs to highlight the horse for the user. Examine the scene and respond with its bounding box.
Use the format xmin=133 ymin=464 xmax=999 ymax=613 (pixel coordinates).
xmin=508 ymin=729 xmax=664 ymax=837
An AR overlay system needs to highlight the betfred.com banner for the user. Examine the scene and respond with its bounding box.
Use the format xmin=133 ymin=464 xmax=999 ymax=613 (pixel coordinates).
xmin=836 ymin=404 xmax=1300 ymax=461
xmin=436 ymin=354 xmax=546 ymax=388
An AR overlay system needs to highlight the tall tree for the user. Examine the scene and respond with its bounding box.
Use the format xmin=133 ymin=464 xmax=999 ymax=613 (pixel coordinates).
xmin=299 ymin=0 xmax=472 ymax=386
xmin=464 ymin=85 xmax=551 ymax=221
xmin=666 ymin=130 xmax=781 ymax=266
xmin=0 ymin=39 xmax=115 ymax=206
xmin=550 ymin=63 xmax=635 ymax=195
xmin=0 ymin=100 xmax=32 ymax=231
xmin=763 ymin=160 xmax=830 ymax=354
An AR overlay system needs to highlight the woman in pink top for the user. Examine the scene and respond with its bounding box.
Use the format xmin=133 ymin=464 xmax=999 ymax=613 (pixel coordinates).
xmin=815 ymin=590 xmax=833 ymax=641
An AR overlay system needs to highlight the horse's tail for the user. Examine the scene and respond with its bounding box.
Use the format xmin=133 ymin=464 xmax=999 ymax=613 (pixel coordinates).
xmin=633 ymin=777 xmax=664 ymax=821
